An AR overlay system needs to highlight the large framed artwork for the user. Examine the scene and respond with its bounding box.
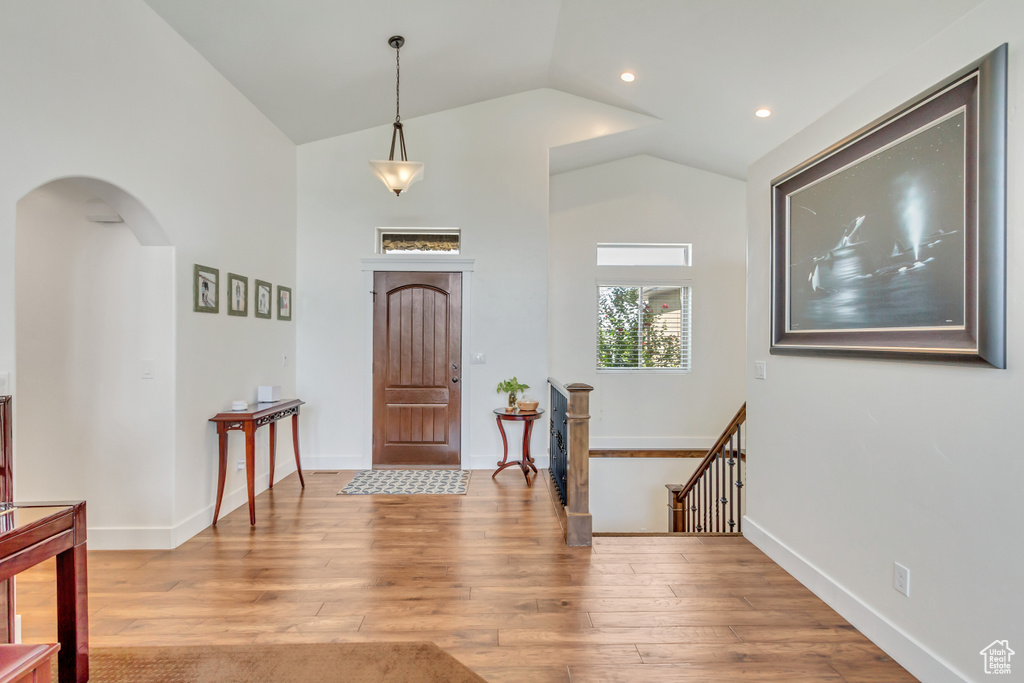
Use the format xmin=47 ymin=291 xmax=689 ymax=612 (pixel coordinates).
xmin=770 ymin=44 xmax=1006 ymax=367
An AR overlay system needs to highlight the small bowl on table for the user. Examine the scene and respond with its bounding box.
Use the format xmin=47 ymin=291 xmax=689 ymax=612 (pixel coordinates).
xmin=517 ymin=399 xmax=539 ymax=412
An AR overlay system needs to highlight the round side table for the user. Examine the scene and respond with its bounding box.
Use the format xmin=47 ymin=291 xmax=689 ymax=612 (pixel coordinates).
xmin=492 ymin=408 xmax=545 ymax=486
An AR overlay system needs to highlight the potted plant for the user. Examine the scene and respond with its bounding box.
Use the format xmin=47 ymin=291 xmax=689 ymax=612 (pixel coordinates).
xmin=496 ymin=377 xmax=530 ymax=412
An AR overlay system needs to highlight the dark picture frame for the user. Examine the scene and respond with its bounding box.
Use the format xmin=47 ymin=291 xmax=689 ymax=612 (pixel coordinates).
xmin=277 ymin=285 xmax=292 ymax=321
xmin=227 ymin=273 xmax=248 ymax=317
xmin=254 ymin=279 xmax=272 ymax=319
xmin=770 ymin=44 xmax=1006 ymax=367
xmin=193 ymin=264 xmax=219 ymax=314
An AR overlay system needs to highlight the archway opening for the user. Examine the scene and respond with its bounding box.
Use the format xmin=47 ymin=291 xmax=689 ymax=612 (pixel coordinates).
xmin=15 ymin=178 xmax=174 ymax=548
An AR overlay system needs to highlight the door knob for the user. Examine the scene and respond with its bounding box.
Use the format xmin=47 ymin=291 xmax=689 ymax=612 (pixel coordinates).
xmin=452 ymin=377 xmax=460 ymax=383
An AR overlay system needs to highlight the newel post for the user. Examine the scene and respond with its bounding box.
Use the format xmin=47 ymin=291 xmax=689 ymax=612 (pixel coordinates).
xmin=566 ymin=383 xmax=593 ymax=547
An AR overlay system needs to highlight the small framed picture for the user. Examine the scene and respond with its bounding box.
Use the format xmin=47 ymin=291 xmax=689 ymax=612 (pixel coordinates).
xmin=254 ymin=280 xmax=272 ymax=319
xmin=277 ymin=286 xmax=292 ymax=321
xmin=193 ymin=264 xmax=219 ymax=313
xmin=227 ymin=273 xmax=248 ymax=317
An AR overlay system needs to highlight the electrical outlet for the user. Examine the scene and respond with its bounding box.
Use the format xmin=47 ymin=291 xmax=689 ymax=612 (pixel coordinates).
xmin=754 ymin=361 xmax=766 ymax=380
xmin=236 ymin=460 xmax=245 ymax=472
xmin=894 ymin=562 xmax=910 ymax=597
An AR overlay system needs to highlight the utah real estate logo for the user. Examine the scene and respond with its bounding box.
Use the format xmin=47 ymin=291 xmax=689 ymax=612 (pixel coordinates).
xmin=980 ymin=640 xmax=1014 ymax=675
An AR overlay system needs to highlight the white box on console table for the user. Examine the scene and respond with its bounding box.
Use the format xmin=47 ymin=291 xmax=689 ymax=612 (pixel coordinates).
xmin=258 ymin=385 xmax=281 ymax=402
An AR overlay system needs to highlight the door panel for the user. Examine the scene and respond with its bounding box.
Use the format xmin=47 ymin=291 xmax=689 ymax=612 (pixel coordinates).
xmin=373 ymin=271 xmax=461 ymax=466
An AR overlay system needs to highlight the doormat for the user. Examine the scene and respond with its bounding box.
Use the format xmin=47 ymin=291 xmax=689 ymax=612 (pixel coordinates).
xmin=339 ymin=469 xmax=471 ymax=495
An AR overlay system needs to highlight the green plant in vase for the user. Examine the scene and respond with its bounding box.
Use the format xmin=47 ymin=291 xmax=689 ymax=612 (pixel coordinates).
xmin=496 ymin=377 xmax=530 ymax=411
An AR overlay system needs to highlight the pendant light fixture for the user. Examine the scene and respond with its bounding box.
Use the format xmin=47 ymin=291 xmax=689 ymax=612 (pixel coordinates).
xmin=369 ymin=36 xmax=424 ymax=196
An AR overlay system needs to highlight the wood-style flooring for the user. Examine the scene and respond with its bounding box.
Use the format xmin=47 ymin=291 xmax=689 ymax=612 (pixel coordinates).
xmin=15 ymin=470 xmax=916 ymax=682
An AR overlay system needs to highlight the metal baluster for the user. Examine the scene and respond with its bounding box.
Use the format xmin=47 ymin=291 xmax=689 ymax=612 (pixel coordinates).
xmin=735 ymin=424 xmax=743 ymax=533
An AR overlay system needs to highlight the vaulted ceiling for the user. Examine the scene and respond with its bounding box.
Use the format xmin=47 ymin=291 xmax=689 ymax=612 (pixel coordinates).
xmin=143 ymin=0 xmax=984 ymax=179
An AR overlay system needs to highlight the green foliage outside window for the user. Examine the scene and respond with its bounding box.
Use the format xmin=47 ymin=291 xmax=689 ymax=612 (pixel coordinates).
xmin=597 ymin=286 xmax=685 ymax=369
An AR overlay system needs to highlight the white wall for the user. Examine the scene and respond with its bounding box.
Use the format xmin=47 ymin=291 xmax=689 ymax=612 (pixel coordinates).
xmin=745 ymin=1 xmax=1022 ymax=680
xmin=549 ymin=155 xmax=747 ymax=447
xmin=0 ymin=0 xmax=297 ymax=547
xmin=16 ymin=181 xmax=175 ymax=533
xmin=296 ymin=89 xmax=655 ymax=470
xmin=590 ymin=457 xmax=701 ymax=533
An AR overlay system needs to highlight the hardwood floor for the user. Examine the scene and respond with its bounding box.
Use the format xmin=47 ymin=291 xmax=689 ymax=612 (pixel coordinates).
xmin=14 ymin=471 xmax=915 ymax=682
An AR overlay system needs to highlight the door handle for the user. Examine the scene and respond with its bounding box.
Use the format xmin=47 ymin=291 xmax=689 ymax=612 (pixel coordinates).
xmin=452 ymin=377 xmax=460 ymax=383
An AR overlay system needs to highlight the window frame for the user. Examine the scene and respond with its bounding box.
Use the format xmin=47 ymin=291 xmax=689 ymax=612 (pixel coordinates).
xmin=376 ymin=227 xmax=461 ymax=255
xmin=595 ymin=242 xmax=692 ymax=267
xmin=595 ymin=278 xmax=693 ymax=374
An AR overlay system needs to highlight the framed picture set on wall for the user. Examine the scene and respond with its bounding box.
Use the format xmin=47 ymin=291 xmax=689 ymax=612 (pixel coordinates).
xmin=254 ymin=280 xmax=272 ymax=319
xmin=193 ymin=264 xmax=219 ymax=314
xmin=277 ymin=285 xmax=292 ymax=321
xmin=769 ymin=44 xmax=1006 ymax=367
xmin=227 ymin=273 xmax=248 ymax=317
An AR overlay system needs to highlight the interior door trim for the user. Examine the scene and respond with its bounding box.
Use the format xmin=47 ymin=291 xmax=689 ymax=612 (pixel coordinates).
xmin=361 ymin=257 xmax=474 ymax=470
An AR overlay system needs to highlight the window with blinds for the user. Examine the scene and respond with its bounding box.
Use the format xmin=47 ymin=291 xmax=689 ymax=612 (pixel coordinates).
xmin=597 ymin=285 xmax=691 ymax=371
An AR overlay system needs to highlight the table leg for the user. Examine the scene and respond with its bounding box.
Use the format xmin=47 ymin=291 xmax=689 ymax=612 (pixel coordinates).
xmin=244 ymin=422 xmax=257 ymax=526
xmin=292 ymin=413 xmax=305 ymax=488
xmin=268 ymin=421 xmax=277 ymax=489
xmin=523 ymin=419 xmax=538 ymax=474
xmin=491 ymin=416 xmax=511 ymax=480
xmin=213 ymin=427 xmax=228 ymax=525
xmin=56 ymin=543 xmax=88 ymax=683
xmin=518 ymin=419 xmax=532 ymax=487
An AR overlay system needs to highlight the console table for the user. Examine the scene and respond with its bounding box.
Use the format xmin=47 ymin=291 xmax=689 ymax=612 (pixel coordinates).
xmin=209 ymin=399 xmax=305 ymax=526
xmin=492 ymin=408 xmax=544 ymax=487
xmin=0 ymin=502 xmax=87 ymax=683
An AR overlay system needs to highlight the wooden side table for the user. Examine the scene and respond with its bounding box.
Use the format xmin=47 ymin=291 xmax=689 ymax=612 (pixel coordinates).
xmin=0 ymin=503 xmax=87 ymax=683
xmin=0 ymin=643 xmax=60 ymax=682
xmin=492 ymin=408 xmax=544 ymax=487
xmin=209 ymin=399 xmax=305 ymax=526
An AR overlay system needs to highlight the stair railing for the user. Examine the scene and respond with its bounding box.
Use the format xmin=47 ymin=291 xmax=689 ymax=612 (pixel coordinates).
xmin=547 ymin=378 xmax=593 ymax=546
xmin=666 ymin=403 xmax=745 ymax=533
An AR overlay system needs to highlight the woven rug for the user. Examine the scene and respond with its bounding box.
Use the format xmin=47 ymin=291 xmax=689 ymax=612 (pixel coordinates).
xmin=339 ymin=469 xmax=471 ymax=495
xmin=59 ymin=642 xmax=486 ymax=682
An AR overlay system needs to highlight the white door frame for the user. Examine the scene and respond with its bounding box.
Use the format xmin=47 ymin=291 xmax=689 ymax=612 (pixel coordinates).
xmin=360 ymin=256 xmax=474 ymax=468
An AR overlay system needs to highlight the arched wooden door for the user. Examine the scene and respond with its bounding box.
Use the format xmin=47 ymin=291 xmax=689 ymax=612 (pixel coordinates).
xmin=372 ymin=271 xmax=462 ymax=467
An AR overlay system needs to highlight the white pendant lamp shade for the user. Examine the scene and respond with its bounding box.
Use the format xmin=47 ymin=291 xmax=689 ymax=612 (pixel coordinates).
xmin=369 ymin=159 xmax=424 ymax=196
xmin=371 ymin=35 xmax=423 ymax=197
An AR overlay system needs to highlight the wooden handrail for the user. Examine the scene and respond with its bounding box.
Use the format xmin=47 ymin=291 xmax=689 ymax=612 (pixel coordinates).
xmin=677 ymin=403 xmax=745 ymax=495
xmin=667 ymin=402 xmax=746 ymax=534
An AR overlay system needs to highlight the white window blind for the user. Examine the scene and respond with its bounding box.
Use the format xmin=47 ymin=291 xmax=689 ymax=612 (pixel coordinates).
xmin=597 ymin=285 xmax=691 ymax=371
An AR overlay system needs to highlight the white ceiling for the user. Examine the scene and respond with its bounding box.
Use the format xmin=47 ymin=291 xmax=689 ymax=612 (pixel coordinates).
xmin=142 ymin=0 xmax=985 ymax=179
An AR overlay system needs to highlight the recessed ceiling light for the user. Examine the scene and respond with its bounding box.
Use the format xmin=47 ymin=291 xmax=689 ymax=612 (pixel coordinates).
xmin=620 ymin=72 xmax=635 ymax=83
xmin=755 ymin=108 xmax=772 ymax=118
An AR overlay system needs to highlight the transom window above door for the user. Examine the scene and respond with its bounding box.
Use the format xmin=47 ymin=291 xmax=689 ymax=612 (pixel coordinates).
xmin=377 ymin=228 xmax=460 ymax=254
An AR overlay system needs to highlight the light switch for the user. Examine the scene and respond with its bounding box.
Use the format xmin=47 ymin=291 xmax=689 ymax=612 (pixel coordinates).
xmin=0 ymin=372 xmax=9 ymax=394
xmin=754 ymin=361 xmax=766 ymax=380
xmin=141 ymin=360 xmax=155 ymax=380
xmin=471 ymin=353 xmax=486 ymax=365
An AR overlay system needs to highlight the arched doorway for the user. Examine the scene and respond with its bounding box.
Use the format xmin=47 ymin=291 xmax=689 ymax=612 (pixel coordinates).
xmin=14 ymin=178 xmax=175 ymax=548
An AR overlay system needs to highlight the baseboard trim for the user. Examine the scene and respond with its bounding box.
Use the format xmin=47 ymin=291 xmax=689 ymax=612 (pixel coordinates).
xmin=743 ymin=517 xmax=968 ymax=683
xmin=88 ymin=470 xmax=290 ymax=550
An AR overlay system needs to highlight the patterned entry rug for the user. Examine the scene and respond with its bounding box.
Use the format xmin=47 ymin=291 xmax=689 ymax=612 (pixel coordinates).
xmin=339 ymin=469 xmax=471 ymax=495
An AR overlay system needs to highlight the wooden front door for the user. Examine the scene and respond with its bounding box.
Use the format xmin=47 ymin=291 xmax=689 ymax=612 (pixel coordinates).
xmin=373 ymin=271 xmax=462 ymax=467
